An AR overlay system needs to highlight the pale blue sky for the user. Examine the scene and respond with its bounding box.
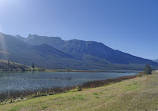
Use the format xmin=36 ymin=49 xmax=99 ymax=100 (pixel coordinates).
xmin=0 ymin=0 xmax=158 ymax=59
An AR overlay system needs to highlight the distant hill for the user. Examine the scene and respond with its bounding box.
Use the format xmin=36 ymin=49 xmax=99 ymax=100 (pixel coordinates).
xmin=154 ymin=59 xmax=158 ymax=63
xmin=0 ymin=32 xmax=157 ymax=70
xmin=0 ymin=59 xmax=29 ymax=71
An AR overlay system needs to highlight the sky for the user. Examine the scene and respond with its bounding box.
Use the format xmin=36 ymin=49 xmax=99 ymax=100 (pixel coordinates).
xmin=0 ymin=0 xmax=158 ymax=60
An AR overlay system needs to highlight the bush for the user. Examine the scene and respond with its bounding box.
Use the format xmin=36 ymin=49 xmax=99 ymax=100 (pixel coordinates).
xmin=76 ymin=85 xmax=82 ymax=91
xmin=144 ymin=64 xmax=152 ymax=75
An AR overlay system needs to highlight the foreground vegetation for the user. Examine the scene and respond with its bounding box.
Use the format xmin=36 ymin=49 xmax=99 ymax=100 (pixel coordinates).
xmin=0 ymin=72 xmax=158 ymax=111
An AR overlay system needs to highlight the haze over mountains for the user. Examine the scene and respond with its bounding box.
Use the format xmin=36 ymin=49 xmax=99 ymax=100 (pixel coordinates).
xmin=155 ymin=59 xmax=158 ymax=63
xmin=0 ymin=32 xmax=157 ymax=70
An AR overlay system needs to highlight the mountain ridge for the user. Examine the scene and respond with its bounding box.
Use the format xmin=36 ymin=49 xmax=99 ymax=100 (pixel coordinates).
xmin=154 ymin=59 xmax=158 ymax=63
xmin=23 ymin=34 xmax=158 ymax=65
xmin=0 ymin=32 xmax=157 ymax=70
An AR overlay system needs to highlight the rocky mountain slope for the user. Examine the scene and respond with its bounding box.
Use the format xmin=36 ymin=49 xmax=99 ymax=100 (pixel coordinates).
xmin=0 ymin=32 xmax=157 ymax=70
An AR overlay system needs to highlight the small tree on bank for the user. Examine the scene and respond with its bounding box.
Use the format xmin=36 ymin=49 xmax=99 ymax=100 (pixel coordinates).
xmin=144 ymin=64 xmax=152 ymax=75
xmin=31 ymin=62 xmax=35 ymax=68
xmin=76 ymin=85 xmax=82 ymax=91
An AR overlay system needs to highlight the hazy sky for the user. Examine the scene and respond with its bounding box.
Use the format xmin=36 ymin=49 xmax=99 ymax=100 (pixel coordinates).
xmin=0 ymin=0 xmax=158 ymax=59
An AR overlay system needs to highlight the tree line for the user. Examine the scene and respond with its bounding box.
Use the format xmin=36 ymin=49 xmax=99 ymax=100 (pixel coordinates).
xmin=0 ymin=61 xmax=45 ymax=72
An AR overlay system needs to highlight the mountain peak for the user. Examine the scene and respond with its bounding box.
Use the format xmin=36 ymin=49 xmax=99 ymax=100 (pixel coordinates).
xmin=28 ymin=34 xmax=62 ymax=40
xmin=28 ymin=34 xmax=39 ymax=39
xmin=0 ymin=32 xmax=157 ymax=70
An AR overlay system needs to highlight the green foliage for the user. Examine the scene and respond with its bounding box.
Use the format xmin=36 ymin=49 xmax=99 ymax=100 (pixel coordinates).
xmin=8 ymin=105 xmax=21 ymax=111
xmin=72 ymin=94 xmax=84 ymax=100
xmin=41 ymin=104 xmax=48 ymax=110
xmin=93 ymin=92 xmax=99 ymax=95
xmin=123 ymin=82 xmax=139 ymax=91
xmin=144 ymin=64 xmax=152 ymax=75
xmin=76 ymin=85 xmax=82 ymax=91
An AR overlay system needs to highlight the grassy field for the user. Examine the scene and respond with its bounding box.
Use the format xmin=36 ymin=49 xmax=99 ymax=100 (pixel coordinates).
xmin=0 ymin=72 xmax=158 ymax=111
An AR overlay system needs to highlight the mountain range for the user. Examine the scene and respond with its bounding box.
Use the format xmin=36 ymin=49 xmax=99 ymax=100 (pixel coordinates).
xmin=154 ymin=59 xmax=158 ymax=63
xmin=0 ymin=32 xmax=157 ymax=70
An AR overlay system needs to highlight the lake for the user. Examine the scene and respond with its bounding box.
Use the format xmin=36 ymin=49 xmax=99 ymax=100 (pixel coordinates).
xmin=0 ymin=71 xmax=138 ymax=94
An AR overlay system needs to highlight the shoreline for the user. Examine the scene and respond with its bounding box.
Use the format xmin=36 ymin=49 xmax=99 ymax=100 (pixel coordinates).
xmin=46 ymin=69 xmax=139 ymax=73
xmin=0 ymin=69 xmax=140 ymax=73
xmin=0 ymin=73 xmax=139 ymax=104
xmin=1 ymin=72 xmax=157 ymax=110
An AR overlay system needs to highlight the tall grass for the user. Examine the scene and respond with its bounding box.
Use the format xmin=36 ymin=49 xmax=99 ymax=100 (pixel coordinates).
xmin=0 ymin=86 xmax=75 ymax=102
xmin=82 ymin=75 xmax=137 ymax=88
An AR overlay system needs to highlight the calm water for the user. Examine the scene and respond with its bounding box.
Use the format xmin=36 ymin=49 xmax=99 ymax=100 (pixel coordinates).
xmin=0 ymin=71 xmax=137 ymax=93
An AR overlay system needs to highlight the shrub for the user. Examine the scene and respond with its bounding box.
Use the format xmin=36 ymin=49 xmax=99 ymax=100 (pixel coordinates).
xmin=144 ymin=64 xmax=152 ymax=75
xmin=76 ymin=85 xmax=82 ymax=91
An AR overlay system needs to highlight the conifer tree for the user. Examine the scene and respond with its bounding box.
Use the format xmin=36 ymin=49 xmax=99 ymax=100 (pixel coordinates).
xmin=31 ymin=62 xmax=35 ymax=68
xmin=144 ymin=64 xmax=152 ymax=74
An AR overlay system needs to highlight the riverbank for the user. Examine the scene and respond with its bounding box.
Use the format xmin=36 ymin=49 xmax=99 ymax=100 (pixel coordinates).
xmin=46 ymin=69 xmax=106 ymax=72
xmin=0 ymin=74 xmax=138 ymax=102
xmin=0 ymin=67 xmax=139 ymax=73
xmin=46 ymin=69 xmax=139 ymax=73
xmin=1 ymin=72 xmax=158 ymax=110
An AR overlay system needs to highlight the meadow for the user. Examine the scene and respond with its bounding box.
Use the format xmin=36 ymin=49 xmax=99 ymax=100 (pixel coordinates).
xmin=0 ymin=72 xmax=158 ymax=111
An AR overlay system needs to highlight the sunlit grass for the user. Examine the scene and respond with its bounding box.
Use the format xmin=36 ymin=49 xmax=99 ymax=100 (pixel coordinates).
xmin=0 ymin=72 xmax=158 ymax=111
